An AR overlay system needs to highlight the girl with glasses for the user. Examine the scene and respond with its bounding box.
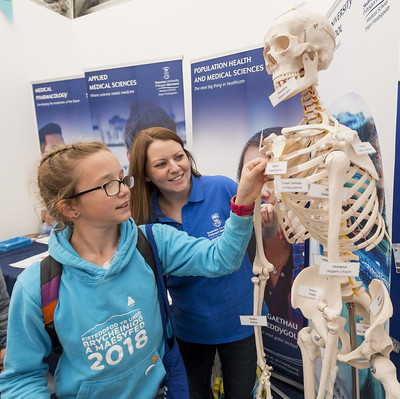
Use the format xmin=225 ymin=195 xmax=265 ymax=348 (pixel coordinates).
xmin=0 ymin=141 xmax=267 ymax=399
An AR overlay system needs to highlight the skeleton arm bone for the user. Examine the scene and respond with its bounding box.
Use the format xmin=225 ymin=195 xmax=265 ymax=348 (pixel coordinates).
xmin=252 ymin=196 xmax=274 ymax=399
xmin=252 ymin=199 xmax=271 ymax=359
xmin=253 ymin=196 xmax=276 ymax=276
xmin=312 ymin=150 xmax=351 ymax=399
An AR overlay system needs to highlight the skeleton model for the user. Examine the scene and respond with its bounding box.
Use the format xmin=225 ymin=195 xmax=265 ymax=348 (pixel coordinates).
xmin=251 ymin=8 xmax=399 ymax=399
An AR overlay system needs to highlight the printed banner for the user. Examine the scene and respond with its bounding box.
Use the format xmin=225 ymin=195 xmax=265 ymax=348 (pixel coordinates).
xmin=389 ymin=82 xmax=400 ymax=382
xmin=191 ymin=47 xmax=302 ymax=180
xmin=393 ymin=82 xmax=400 ymax=247
xmin=32 ymin=76 xmax=94 ymax=233
xmin=321 ymin=1 xmax=396 ymax=397
xmin=191 ymin=46 xmax=306 ymax=386
xmin=32 ymin=76 xmax=93 ymax=153
xmin=84 ymin=58 xmax=185 ymax=172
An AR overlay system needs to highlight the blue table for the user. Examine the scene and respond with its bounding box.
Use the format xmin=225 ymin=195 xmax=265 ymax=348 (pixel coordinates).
xmin=0 ymin=241 xmax=48 ymax=297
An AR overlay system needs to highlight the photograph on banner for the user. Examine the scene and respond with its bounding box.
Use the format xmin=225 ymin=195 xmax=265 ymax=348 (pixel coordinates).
xmin=191 ymin=46 xmax=306 ymax=386
xmin=32 ymin=76 xmax=93 ymax=154
xmin=84 ymin=58 xmax=185 ymax=173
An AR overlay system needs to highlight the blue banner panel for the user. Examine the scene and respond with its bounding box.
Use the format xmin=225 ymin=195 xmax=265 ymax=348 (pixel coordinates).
xmin=84 ymin=59 xmax=185 ymax=172
xmin=191 ymin=47 xmax=306 ymax=386
xmin=32 ymin=77 xmax=93 ymax=153
xmin=389 ymin=82 xmax=400 ymax=381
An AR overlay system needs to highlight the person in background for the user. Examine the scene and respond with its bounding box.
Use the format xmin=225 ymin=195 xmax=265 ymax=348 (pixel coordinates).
xmin=237 ymin=128 xmax=304 ymax=323
xmin=38 ymin=122 xmax=65 ymax=231
xmin=129 ymin=127 xmax=274 ymax=399
xmin=0 ymin=141 xmax=267 ymax=398
xmin=124 ymin=102 xmax=177 ymax=156
xmin=38 ymin=122 xmax=65 ymax=154
xmin=0 ymin=270 xmax=9 ymax=373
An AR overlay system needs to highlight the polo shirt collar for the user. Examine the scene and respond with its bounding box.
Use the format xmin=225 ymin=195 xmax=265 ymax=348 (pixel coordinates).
xmin=150 ymin=174 xmax=204 ymax=222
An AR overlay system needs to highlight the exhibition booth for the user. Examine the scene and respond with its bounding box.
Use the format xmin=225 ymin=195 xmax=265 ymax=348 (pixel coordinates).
xmin=1 ymin=0 xmax=399 ymax=398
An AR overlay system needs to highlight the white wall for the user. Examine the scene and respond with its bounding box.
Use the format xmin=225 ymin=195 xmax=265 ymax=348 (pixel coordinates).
xmin=0 ymin=0 xmax=385 ymax=240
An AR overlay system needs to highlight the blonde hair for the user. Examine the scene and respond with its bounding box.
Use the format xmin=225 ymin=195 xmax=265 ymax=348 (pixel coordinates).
xmin=37 ymin=141 xmax=111 ymax=229
xmin=128 ymin=127 xmax=200 ymax=224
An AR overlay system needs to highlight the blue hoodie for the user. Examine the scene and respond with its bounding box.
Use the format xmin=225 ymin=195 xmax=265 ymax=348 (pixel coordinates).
xmin=0 ymin=214 xmax=253 ymax=399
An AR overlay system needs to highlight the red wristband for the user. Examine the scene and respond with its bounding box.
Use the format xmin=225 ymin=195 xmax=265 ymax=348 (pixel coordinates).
xmin=230 ymin=195 xmax=255 ymax=216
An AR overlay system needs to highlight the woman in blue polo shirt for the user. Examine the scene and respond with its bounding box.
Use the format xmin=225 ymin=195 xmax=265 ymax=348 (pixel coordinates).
xmin=129 ymin=127 xmax=273 ymax=399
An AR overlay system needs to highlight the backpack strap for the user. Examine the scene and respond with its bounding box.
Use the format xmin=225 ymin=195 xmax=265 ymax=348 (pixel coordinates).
xmin=40 ymin=226 xmax=160 ymax=354
xmin=136 ymin=227 xmax=156 ymax=278
xmin=40 ymin=255 xmax=63 ymax=354
xmin=144 ymin=224 xmax=172 ymax=338
xmin=138 ymin=226 xmax=168 ymax=320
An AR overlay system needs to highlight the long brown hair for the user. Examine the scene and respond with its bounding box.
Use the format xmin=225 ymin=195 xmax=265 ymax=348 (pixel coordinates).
xmin=38 ymin=141 xmax=111 ymax=230
xmin=128 ymin=127 xmax=201 ymax=225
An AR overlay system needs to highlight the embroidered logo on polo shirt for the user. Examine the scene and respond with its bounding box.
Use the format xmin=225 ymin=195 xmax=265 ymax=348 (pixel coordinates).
xmin=211 ymin=213 xmax=221 ymax=227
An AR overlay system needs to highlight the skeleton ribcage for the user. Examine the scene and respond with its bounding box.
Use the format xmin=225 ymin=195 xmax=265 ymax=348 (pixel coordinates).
xmin=265 ymin=130 xmax=386 ymax=261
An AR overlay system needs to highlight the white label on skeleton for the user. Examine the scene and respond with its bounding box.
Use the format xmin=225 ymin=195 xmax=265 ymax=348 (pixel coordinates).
xmin=313 ymin=254 xmax=328 ymax=266
xmin=356 ymin=323 xmax=369 ymax=336
xmin=276 ymin=178 xmax=308 ymax=192
xmin=319 ymin=261 xmax=360 ymax=276
xmin=265 ymin=161 xmax=287 ymax=175
xmin=369 ymin=284 xmax=384 ymax=317
xmin=352 ymin=142 xmax=376 ymax=155
xmin=239 ymin=315 xmax=268 ymax=326
xmin=309 ymin=183 xmax=329 ymax=198
xmin=297 ymin=284 xmax=324 ymax=299
xmin=269 ymin=77 xmax=298 ymax=107
xmin=308 ymin=183 xmax=349 ymax=201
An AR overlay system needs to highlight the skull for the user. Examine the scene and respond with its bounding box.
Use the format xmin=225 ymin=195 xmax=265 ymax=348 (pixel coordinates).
xmin=263 ymin=9 xmax=335 ymax=100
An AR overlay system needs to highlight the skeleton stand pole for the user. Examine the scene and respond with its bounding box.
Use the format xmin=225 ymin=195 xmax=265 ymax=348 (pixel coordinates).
xmin=346 ymin=302 xmax=360 ymax=399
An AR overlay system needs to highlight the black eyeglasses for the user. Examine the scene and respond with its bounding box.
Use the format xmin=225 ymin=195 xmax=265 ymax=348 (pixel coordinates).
xmin=66 ymin=175 xmax=134 ymax=199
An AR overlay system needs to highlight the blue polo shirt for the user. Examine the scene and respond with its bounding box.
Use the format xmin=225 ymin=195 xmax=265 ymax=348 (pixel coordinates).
xmin=150 ymin=174 xmax=267 ymax=344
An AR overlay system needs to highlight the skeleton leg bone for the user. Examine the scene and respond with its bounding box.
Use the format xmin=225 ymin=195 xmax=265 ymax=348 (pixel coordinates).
xmin=297 ymin=327 xmax=320 ymax=399
xmin=370 ymin=354 xmax=400 ymax=399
